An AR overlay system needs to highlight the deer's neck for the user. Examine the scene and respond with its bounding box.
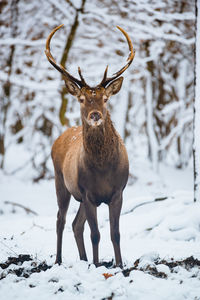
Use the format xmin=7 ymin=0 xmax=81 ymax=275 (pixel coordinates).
xmin=82 ymin=111 xmax=119 ymax=167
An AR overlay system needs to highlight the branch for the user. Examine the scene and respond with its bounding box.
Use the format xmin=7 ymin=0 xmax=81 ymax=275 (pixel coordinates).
xmin=0 ymin=71 xmax=59 ymax=91
xmin=139 ymin=4 xmax=195 ymax=21
xmin=4 ymin=201 xmax=38 ymax=216
xmin=131 ymin=22 xmax=195 ymax=45
xmin=159 ymin=114 xmax=192 ymax=151
xmin=48 ymin=0 xmax=75 ymax=18
xmin=122 ymin=197 xmax=168 ymax=216
xmin=0 ymin=38 xmax=50 ymax=47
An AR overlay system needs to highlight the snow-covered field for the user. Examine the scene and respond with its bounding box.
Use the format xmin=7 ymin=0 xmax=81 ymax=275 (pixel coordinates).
xmin=0 ymin=163 xmax=200 ymax=300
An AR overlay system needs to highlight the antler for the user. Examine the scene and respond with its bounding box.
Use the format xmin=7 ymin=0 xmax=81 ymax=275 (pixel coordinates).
xmin=45 ymin=24 xmax=87 ymax=88
xmin=100 ymin=26 xmax=135 ymax=87
xmin=45 ymin=25 xmax=135 ymax=89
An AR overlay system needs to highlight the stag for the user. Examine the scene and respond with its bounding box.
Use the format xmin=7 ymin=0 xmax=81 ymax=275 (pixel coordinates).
xmin=45 ymin=24 xmax=135 ymax=267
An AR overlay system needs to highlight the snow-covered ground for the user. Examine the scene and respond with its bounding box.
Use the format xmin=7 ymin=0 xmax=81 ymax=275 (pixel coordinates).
xmin=0 ymin=163 xmax=200 ymax=300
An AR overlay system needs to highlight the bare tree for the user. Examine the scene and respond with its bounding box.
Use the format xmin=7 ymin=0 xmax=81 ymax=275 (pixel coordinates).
xmin=193 ymin=0 xmax=200 ymax=202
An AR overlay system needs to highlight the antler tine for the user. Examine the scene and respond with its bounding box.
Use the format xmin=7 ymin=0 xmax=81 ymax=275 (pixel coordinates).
xmin=100 ymin=65 xmax=108 ymax=85
xmin=78 ymin=67 xmax=88 ymax=86
xmin=45 ymin=24 xmax=85 ymax=87
xmin=100 ymin=26 xmax=135 ymax=87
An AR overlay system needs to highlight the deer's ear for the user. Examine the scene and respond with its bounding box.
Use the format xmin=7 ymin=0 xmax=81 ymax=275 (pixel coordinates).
xmin=64 ymin=78 xmax=81 ymax=96
xmin=105 ymin=77 xmax=123 ymax=97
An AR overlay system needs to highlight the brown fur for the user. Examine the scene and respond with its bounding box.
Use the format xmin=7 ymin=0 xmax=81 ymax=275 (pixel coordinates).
xmin=52 ymin=110 xmax=128 ymax=204
xmin=52 ymin=84 xmax=129 ymax=267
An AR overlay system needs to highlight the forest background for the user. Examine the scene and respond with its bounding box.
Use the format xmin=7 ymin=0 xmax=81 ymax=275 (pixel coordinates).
xmin=0 ymin=0 xmax=195 ymax=182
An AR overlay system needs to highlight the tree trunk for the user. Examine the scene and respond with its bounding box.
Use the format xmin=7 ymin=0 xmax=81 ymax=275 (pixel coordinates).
xmin=0 ymin=0 xmax=19 ymax=168
xmin=145 ymin=72 xmax=159 ymax=172
xmin=194 ymin=0 xmax=200 ymax=202
xmin=59 ymin=0 xmax=86 ymax=126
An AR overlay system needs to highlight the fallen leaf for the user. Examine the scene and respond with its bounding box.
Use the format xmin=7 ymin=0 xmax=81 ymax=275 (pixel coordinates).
xmin=103 ymin=273 xmax=114 ymax=279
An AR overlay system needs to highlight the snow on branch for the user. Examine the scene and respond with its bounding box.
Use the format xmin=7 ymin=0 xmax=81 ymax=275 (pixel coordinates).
xmin=47 ymin=0 xmax=75 ymax=18
xmin=159 ymin=114 xmax=193 ymax=151
xmin=139 ymin=4 xmax=195 ymax=21
xmin=0 ymin=71 xmax=59 ymax=91
xmin=132 ymin=22 xmax=195 ymax=45
xmin=0 ymin=38 xmax=47 ymax=47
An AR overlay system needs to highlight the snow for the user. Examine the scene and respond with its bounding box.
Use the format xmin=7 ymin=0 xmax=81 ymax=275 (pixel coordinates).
xmin=1 ymin=163 xmax=200 ymax=299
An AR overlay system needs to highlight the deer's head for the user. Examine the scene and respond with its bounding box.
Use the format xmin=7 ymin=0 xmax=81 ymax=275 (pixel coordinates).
xmin=45 ymin=25 xmax=135 ymax=127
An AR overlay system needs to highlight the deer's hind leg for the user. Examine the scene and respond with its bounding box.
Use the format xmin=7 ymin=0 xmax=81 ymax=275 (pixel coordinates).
xmin=72 ymin=203 xmax=87 ymax=261
xmin=109 ymin=191 xmax=123 ymax=268
xmin=55 ymin=171 xmax=71 ymax=265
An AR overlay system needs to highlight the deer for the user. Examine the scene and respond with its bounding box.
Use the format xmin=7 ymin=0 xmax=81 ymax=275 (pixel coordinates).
xmin=45 ymin=24 xmax=135 ymax=268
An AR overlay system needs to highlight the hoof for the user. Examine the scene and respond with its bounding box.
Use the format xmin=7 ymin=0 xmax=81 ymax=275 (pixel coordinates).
xmin=55 ymin=259 xmax=62 ymax=265
xmin=116 ymin=262 xmax=123 ymax=269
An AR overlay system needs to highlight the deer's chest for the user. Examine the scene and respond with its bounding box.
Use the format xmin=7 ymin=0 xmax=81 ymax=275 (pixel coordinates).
xmin=78 ymin=161 xmax=128 ymax=206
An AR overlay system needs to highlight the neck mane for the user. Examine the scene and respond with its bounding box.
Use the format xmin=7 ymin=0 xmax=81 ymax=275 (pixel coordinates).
xmin=82 ymin=111 xmax=119 ymax=167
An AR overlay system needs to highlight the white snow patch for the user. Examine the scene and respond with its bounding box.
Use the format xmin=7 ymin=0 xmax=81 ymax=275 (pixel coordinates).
xmin=0 ymin=164 xmax=199 ymax=299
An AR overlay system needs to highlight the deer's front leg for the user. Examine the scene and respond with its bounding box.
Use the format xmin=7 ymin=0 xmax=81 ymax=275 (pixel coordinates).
xmin=84 ymin=196 xmax=100 ymax=266
xmin=109 ymin=191 xmax=123 ymax=268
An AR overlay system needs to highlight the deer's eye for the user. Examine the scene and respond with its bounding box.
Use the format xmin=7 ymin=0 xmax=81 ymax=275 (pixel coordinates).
xmin=79 ymin=96 xmax=85 ymax=103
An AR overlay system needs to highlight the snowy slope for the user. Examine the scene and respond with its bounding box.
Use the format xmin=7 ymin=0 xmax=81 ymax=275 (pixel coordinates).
xmin=0 ymin=164 xmax=200 ymax=300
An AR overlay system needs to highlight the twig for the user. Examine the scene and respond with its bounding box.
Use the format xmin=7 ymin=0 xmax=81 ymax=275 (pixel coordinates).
xmin=4 ymin=201 xmax=38 ymax=216
xmin=31 ymin=222 xmax=53 ymax=232
xmin=100 ymin=197 xmax=169 ymax=227
xmin=122 ymin=196 xmax=168 ymax=216
xmin=0 ymin=240 xmax=19 ymax=256
xmin=4 ymin=159 xmax=31 ymax=176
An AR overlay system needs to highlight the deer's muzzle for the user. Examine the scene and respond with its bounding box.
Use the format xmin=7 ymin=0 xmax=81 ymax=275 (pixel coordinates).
xmin=88 ymin=111 xmax=103 ymax=126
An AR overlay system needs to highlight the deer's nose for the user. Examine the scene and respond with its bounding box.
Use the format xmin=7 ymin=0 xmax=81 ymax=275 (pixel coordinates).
xmin=89 ymin=111 xmax=102 ymax=122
